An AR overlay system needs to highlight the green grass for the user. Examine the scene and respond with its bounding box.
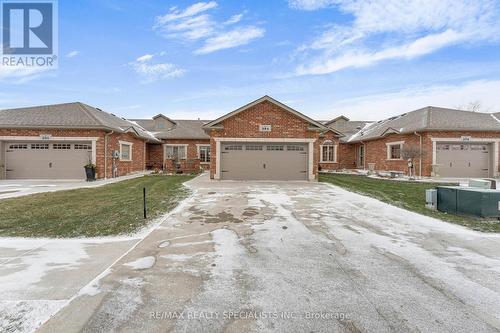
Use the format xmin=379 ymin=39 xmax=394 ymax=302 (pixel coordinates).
xmin=319 ymin=173 xmax=500 ymax=233
xmin=0 ymin=175 xmax=195 ymax=238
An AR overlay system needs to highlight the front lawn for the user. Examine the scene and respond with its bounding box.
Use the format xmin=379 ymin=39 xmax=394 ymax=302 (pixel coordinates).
xmin=319 ymin=173 xmax=500 ymax=233
xmin=0 ymin=175 xmax=195 ymax=238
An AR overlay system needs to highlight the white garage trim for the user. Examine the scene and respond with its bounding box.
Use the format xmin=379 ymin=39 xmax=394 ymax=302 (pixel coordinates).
xmin=0 ymin=136 xmax=98 ymax=164
xmin=430 ymin=137 xmax=500 ymax=177
xmin=213 ymin=138 xmax=316 ymax=181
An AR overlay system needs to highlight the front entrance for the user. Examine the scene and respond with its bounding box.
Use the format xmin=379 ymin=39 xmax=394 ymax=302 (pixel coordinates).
xmin=357 ymin=145 xmax=365 ymax=168
xmin=436 ymin=143 xmax=491 ymax=177
xmin=220 ymin=142 xmax=308 ymax=180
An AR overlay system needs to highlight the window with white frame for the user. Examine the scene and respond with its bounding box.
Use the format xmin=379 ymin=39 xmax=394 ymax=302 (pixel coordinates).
xmin=320 ymin=145 xmax=336 ymax=163
xmin=119 ymin=142 xmax=133 ymax=161
xmin=387 ymin=142 xmax=403 ymax=160
xmin=198 ymin=145 xmax=210 ymax=163
xmin=165 ymin=145 xmax=187 ymax=160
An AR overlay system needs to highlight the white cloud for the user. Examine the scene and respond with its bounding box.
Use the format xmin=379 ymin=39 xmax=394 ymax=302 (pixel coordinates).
xmin=196 ymin=26 xmax=265 ymax=54
xmin=292 ymin=0 xmax=500 ymax=75
xmin=154 ymin=2 xmax=264 ymax=54
xmin=155 ymin=1 xmax=217 ymax=24
xmin=289 ymin=0 xmax=337 ymax=11
xmin=297 ymin=29 xmax=466 ymax=75
xmin=129 ymin=55 xmax=185 ymax=83
xmin=136 ymin=54 xmax=154 ymax=62
xmin=0 ymin=66 xmax=51 ymax=82
xmin=66 ymin=50 xmax=80 ymax=58
xmin=315 ymin=80 xmax=500 ymax=120
xmin=224 ymin=13 xmax=243 ymax=25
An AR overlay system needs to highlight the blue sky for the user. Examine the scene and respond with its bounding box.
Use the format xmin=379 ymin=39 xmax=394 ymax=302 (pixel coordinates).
xmin=1 ymin=0 xmax=500 ymax=121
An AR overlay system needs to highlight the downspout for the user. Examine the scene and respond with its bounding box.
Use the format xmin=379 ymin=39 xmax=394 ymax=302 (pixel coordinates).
xmin=104 ymin=131 xmax=114 ymax=179
xmin=360 ymin=141 xmax=365 ymax=169
xmin=414 ymin=132 xmax=422 ymax=178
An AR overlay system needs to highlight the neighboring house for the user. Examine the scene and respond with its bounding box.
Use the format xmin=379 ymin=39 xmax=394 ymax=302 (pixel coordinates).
xmin=0 ymin=102 xmax=158 ymax=180
xmin=1 ymin=97 xmax=499 ymax=180
xmin=130 ymin=115 xmax=210 ymax=174
xmin=337 ymin=107 xmax=500 ymax=178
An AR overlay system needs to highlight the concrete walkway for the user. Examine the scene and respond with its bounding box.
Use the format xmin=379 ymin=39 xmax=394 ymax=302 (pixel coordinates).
xmin=32 ymin=174 xmax=500 ymax=333
xmin=0 ymin=172 xmax=148 ymax=200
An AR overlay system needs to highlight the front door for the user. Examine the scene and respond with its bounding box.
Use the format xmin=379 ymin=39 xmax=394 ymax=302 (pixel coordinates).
xmin=357 ymin=145 xmax=365 ymax=168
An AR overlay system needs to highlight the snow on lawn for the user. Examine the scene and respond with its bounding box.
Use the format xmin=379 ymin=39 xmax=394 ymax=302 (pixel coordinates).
xmin=0 ymin=300 xmax=66 ymax=333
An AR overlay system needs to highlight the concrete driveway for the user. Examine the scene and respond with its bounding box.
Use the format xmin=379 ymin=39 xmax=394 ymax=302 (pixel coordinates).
xmin=5 ymin=174 xmax=500 ymax=332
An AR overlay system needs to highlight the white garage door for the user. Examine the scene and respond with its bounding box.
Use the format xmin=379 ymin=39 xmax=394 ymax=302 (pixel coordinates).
xmin=5 ymin=142 xmax=92 ymax=179
xmin=436 ymin=143 xmax=491 ymax=178
xmin=220 ymin=143 xmax=308 ymax=180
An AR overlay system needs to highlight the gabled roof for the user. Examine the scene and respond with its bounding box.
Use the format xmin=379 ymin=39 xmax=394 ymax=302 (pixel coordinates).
xmin=324 ymin=115 xmax=349 ymax=126
xmin=130 ymin=119 xmax=210 ymax=140
xmin=203 ymin=95 xmax=329 ymax=131
xmin=0 ymin=102 xmax=159 ymax=142
xmin=348 ymin=106 xmax=500 ymax=142
xmin=152 ymin=113 xmax=176 ymax=124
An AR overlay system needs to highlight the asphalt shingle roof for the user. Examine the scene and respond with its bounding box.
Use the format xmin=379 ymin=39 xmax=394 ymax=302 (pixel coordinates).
xmin=130 ymin=119 xmax=210 ymax=140
xmin=0 ymin=102 xmax=158 ymax=141
xmin=348 ymin=106 xmax=500 ymax=142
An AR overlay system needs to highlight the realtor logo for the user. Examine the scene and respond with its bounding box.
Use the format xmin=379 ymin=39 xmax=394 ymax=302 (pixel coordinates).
xmin=1 ymin=0 xmax=58 ymax=67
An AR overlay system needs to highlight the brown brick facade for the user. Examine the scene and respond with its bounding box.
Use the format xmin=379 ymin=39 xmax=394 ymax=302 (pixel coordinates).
xmin=162 ymin=139 xmax=211 ymax=173
xmin=0 ymin=128 xmax=147 ymax=179
xmin=208 ymin=100 xmax=326 ymax=179
xmin=346 ymin=131 xmax=500 ymax=177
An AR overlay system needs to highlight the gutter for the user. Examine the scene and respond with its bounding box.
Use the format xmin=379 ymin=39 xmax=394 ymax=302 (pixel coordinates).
xmin=414 ymin=132 xmax=422 ymax=178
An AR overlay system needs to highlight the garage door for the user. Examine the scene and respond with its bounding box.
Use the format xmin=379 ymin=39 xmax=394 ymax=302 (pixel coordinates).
xmin=5 ymin=142 xmax=92 ymax=179
xmin=220 ymin=143 xmax=308 ymax=180
xmin=436 ymin=143 xmax=491 ymax=178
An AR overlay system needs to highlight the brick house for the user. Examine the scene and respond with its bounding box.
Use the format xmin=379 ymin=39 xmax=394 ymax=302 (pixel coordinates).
xmin=202 ymin=96 xmax=342 ymax=180
xmin=1 ymin=98 xmax=499 ymax=181
xmin=329 ymin=107 xmax=500 ymax=178
xmin=0 ymin=102 xmax=158 ymax=180
xmin=130 ymin=115 xmax=211 ymax=174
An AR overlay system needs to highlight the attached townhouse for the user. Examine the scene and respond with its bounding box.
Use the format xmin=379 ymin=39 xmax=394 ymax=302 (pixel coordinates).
xmin=0 ymin=102 xmax=158 ymax=179
xmin=0 ymin=96 xmax=499 ymax=180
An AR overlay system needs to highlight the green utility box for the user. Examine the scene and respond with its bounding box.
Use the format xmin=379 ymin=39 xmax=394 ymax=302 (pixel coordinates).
xmin=437 ymin=186 xmax=500 ymax=218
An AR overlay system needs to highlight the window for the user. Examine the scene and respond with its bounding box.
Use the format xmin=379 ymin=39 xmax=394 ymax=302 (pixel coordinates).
xmin=321 ymin=145 xmax=336 ymax=163
xmin=53 ymin=143 xmax=71 ymax=150
xmin=31 ymin=143 xmax=49 ymax=149
xmin=266 ymin=145 xmax=283 ymax=151
xmin=246 ymin=145 xmax=263 ymax=151
xmin=198 ymin=145 xmax=211 ymax=163
xmin=166 ymin=145 xmax=187 ymax=160
xmin=74 ymin=144 xmax=92 ymax=150
xmin=287 ymin=145 xmax=304 ymax=151
xmin=119 ymin=141 xmax=133 ymax=161
xmin=386 ymin=141 xmax=404 ymax=160
xmin=9 ymin=144 xmax=27 ymax=150
xmin=224 ymin=145 xmax=242 ymax=151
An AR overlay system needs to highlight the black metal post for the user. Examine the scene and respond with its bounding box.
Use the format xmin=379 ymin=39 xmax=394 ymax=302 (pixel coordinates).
xmin=143 ymin=187 xmax=147 ymax=219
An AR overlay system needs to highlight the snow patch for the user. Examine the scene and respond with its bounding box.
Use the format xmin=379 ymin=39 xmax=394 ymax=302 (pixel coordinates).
xmin=123 ymin=256 xmax=156 ymax=270
xmin=0 ymin=300 xmax=66 ymax=333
